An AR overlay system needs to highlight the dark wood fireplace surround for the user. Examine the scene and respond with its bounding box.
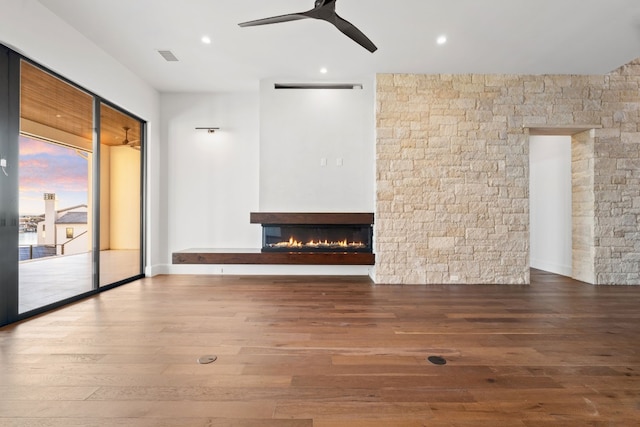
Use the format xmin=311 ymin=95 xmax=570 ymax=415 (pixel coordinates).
xmin=172 ymin=212 xmax=375 ymax=265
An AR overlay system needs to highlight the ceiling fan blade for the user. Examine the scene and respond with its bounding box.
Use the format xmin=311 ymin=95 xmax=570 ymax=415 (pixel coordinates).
xmin=238 ymin=1 xmax=377 ymax=53
xmin=331 ymin=14 xmax=377 ymax=52
xmin=239 ymin=12 xmax=310 ymax=27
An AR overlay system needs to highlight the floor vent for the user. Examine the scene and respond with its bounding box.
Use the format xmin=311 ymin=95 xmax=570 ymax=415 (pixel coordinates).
xmin=428 ymin=356 xmax=447 ymax=365
xmin=197 ymin=355 xmax=217 ymax=364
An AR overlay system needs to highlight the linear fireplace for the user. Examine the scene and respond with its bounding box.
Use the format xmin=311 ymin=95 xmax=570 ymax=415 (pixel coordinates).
xmin=262 ymin=224 xmax=372 ymax=253
xmin=250 ymin=212 xmax=374 ymax=255
xmin=172 ymin=212 xmax=375 ymax=266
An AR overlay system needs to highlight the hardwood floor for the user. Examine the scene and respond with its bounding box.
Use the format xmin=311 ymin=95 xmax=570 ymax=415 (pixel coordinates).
xmin=1 ymin=270 xmax=639 ymax=426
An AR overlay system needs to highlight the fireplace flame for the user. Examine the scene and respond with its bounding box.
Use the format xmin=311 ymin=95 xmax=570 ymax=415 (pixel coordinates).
xmin=269 ymin=237 xmax=365 ymax=249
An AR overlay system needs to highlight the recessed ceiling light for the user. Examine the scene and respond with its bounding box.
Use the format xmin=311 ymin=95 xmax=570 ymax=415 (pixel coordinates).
xmin=201 ymin=36 xmax=212 ymax=45
xmin=437 ymin=35 xmax=447 ymax=45
xmin=320 ymin=67 xmax=328 ymax=74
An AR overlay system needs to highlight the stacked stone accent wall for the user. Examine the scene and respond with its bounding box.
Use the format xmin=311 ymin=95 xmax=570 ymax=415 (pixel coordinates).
xmin=376 ymin=58 xmax=640 ymax=285
xmin=572 ymin=130 xmax=596 ymax=284
xmin=594 ymin=60 xmax=640 ymax=284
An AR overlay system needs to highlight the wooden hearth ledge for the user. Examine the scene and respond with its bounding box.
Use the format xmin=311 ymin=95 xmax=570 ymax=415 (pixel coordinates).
xmin=172 ymin=212 xmax=375 ymax=266
xmin=249 ymin=212 xmax=373 ymax=225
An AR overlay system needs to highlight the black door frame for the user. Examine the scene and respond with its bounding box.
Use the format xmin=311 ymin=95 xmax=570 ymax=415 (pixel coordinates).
xmin=0 ymin=46 xmax=20 ymax=326
xmin=0 ymin=44 xmax=146 ymax=327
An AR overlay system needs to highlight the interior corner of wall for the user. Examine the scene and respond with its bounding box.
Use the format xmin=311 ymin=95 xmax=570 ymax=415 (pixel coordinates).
xmin=146 ymin=264 xmax=170 ymax=277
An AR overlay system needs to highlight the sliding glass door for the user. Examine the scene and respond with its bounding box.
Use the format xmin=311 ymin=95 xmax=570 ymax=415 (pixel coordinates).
xmin=0 ymin=47 xmax=145 ymax=325
xmin=18 ymin=61 xmax=94 ymax=313
xmin=98 ymin=103 xmax=143 ymax=286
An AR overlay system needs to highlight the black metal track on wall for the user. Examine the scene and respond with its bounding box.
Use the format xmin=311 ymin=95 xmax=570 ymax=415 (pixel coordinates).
xmin=0 ymin=46 xmax=20 ymax=327
xmin=140 ymin=122 xmax=147 ymax=275
xmin=0 ymin=45 xmax=7 ymax=326
xmin=92 ymin=99 xmax=101 ymax=291
xmin=274 ymin=83 xmax=363 ymax=90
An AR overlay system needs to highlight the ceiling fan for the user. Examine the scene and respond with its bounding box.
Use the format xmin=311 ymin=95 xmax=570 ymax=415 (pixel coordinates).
xmin=121 ymin=126 xmax=140 ymax=150
xmin=238 ymin=0 xmax=377 ymax=53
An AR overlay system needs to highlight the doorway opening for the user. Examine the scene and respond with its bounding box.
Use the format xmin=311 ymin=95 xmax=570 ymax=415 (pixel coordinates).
xmin=529 ymin=135 xmax=572 ymax=276
xmin=528 ymin=127 xmax=596 ymax=284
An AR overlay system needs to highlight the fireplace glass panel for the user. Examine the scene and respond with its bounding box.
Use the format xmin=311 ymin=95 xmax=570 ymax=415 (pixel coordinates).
xmin=262 ymin=224 xmax=372 ymax=253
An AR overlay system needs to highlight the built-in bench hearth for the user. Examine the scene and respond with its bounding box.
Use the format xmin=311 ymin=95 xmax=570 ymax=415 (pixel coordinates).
xmin=172 ymin=212 xmax=375 ymax=266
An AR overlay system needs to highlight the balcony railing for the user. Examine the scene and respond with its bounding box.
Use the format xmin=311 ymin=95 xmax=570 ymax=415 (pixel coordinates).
xmin=18 ymin=245 xmax=57 ymax=261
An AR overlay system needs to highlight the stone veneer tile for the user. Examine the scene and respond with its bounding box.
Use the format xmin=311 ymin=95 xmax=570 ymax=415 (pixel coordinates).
xmin=376 ymin=58 xmax=640 ymax=285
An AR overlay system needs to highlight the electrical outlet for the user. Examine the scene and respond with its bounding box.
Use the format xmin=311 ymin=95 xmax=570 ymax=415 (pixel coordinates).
xmin=450 ymin=275 xmax=460 ymax=282
xmin=0 ymin=158 xmax=6 ymax=168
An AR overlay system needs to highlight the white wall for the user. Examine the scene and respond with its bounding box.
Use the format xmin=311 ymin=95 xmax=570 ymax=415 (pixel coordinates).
xmin=56 ymin=223 xmax=88 ymax=255
xmin=160 ymin=83 xmax=376 ymax=276
xmin=99 ymin=145 xmax=111 ymax=250
xmin=109 ymin=145 xmax=140 ymax=249
xmin=161 ymin=92 xmax=261 ymax=258
xmin=529 ymin=135 xmax=572 ymax=276
xmin=259 ymin=77 xmax=376 ymax=212
xmin=0 ymin=0 xmax=161 ymax=274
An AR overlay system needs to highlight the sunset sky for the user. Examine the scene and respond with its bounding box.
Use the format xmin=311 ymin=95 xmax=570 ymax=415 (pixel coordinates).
xmin=19 ymin=136 xmax=88 ymax=215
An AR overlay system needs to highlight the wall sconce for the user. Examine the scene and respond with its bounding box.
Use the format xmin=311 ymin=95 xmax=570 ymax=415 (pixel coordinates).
xmin=196 ymin=127 xmax=220 ymax=133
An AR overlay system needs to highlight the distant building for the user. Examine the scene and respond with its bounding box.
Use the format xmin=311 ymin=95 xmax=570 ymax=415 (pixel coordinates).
xmin=37 ymin=193 xmax=89 ymax=256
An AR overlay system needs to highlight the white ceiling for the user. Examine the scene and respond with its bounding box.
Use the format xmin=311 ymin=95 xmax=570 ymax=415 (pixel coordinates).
xmin=38 ymin=0 xmax=640 ymax=92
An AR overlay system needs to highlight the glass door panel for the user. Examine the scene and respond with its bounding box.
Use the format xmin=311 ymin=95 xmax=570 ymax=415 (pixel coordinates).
xmin=18 ymin=61 xmax=94 ymax=313
xmin=1 ymin=48 xmax=146 ymax=326
xmin=99 ymin=103 xmax=142 ymax=286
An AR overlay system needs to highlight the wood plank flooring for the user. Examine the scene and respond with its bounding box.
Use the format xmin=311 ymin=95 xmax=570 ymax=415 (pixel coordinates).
xmin=1 ymin=270 xmax=639 ymax=426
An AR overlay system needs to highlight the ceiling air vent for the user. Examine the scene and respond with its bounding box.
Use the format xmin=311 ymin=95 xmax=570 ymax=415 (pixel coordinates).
xmin=157 ymin=50 xmax=179 ymax=62
xmin=274 ymin=83 xmax=363 ymax=90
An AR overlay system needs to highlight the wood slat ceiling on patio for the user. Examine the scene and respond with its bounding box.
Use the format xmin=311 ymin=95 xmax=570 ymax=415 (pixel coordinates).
xmin=20 ymin=60 xmax=140 ymax=149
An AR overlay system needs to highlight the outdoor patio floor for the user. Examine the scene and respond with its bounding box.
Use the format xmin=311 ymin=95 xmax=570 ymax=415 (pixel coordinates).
xmin=19 ymin=250 xmax=141 ymax=313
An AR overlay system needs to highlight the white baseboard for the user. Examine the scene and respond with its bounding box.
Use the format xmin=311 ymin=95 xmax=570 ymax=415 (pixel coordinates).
xmin=145 ymin=264 xmax=170 ymax=277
